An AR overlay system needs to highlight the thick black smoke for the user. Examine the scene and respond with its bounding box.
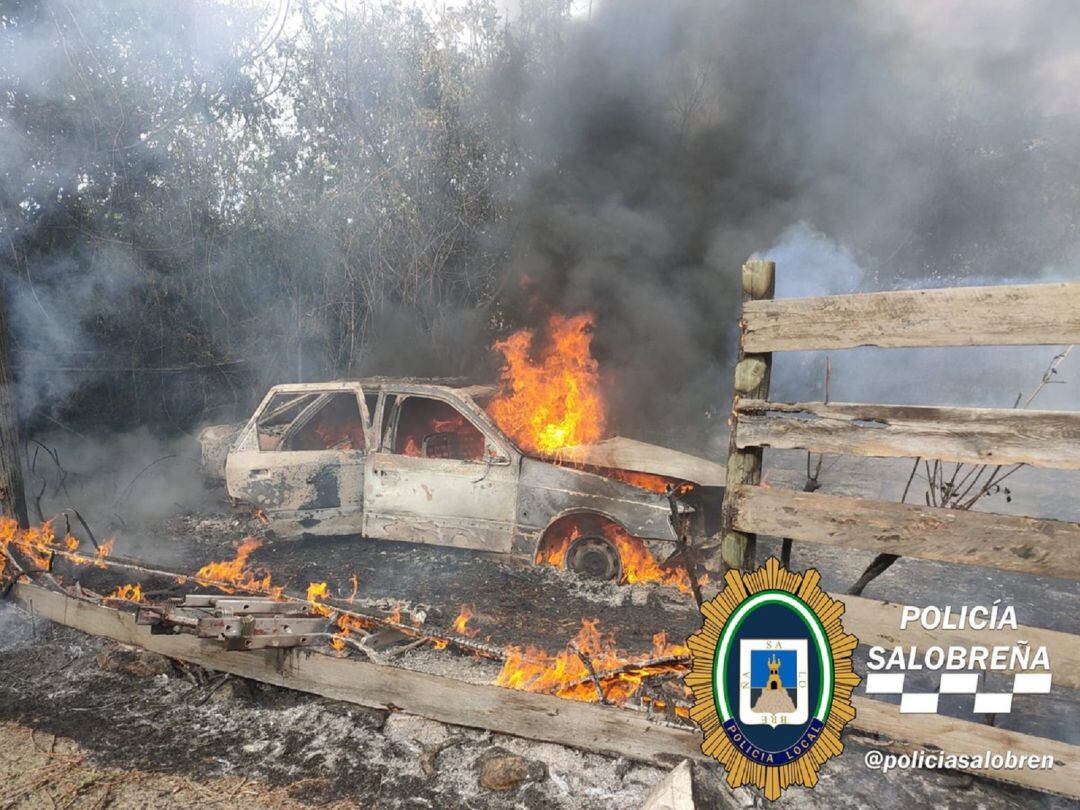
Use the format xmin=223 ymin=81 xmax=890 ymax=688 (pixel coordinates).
xmin=3 ymin=0 xmax=1079 ymax=464
xmin=499 ymin=0 xmax=1080 ymax=451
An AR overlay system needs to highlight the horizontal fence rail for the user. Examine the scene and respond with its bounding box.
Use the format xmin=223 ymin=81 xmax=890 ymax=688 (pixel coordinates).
xmin=741 ymin=281 xmax=1080 ymax=352
xmin=728 ymin=484 xmax=1080 ymax=581
xmin=724 ymin=270 xmax=1080 ymax=797
xmin=734 ymin=400 xmax=1080 ymax=470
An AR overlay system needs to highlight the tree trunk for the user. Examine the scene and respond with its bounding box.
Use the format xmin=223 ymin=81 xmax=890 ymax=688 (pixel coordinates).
xmin=0 ymin=290 xmax=28 ymax=528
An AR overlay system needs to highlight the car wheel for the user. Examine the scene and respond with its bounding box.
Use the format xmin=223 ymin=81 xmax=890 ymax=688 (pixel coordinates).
xmin=565 ymin=535 xmax=622 ymax=582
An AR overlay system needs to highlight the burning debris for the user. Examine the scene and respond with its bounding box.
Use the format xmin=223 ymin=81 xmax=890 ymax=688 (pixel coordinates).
xmin=0 ymin=512 xmax=698 ymax=721
xmin=193 ymin=537 xmax=279 ymax=596
xmin=0 ymin=297 xmax=720 ymax=750
xmin=496 ymin=619 xmax=690 ymax=709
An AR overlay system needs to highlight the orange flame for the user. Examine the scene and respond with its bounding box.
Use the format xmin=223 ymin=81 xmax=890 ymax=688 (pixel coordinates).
xmin=487 ymin=313 xmax=607 ymax=454
xmin=452 ymin=604 xmax=478 ymax=637
xmin=306 ymin=581 xmax=377 ymax=654
xmin=331 ymin=613 xmax=369 ymax=652
xmin=0 ymin=518 xmax=60 ymax=578
xmin=494 ymin=619 xmax=687 ymax=705
xmin=105 ymin=583 xmax=144 ymax=602
xmin=94 ymin=538 xmax=115 ymax=568
xmin=306 ymin=581 xmax=331 ymax=617
xmin=535 ymin=516 xmax=705 ymax=594
xmin=597 ymin=468 xmax=677 ymax=494
xmin=193 ymin=538 xmax=277 ymax=595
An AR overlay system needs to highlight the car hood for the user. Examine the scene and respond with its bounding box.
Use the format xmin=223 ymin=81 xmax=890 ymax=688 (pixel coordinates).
xmin=552 ymin=437 xmax=726 ymax=487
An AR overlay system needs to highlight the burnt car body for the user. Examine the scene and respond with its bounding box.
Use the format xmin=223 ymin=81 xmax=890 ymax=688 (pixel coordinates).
xmin=199 ymin=378 xmax=725 ymax=579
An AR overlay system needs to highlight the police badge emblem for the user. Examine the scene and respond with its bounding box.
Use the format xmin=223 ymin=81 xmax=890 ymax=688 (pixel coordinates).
xmin=687 ymin=557 xmax=860 ymax=800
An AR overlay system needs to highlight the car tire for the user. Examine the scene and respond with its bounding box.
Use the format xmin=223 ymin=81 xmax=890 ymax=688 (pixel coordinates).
xmin=565 ymin=534 xmax=622 ymax=582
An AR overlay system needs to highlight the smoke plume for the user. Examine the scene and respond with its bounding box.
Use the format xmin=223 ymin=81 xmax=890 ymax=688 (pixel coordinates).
xmin=3 ymin=0 xmax=1079 ymax=466
xmin=497 ymin=0 xmax=1080 ymax=450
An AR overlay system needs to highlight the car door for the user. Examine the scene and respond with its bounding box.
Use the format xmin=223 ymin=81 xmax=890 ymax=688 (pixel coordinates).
xmin=362 ymin=393 xmax=518 ymax=552
xmin=225 ymin=385 xmax=372 ymax=532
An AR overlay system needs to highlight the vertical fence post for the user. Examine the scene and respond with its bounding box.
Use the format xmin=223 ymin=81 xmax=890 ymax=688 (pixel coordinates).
xmin=0 ymin=289 xmax=28 ymax=529
xmin=720 ymin=259 xmax=774 ymax=571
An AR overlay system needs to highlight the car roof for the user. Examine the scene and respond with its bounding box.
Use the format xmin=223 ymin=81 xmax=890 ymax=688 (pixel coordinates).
xmin=266 ymin=378 xmax=499 ymax=400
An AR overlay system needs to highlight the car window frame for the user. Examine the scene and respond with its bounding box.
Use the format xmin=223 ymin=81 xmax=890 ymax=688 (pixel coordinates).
xmin=244 ymin=385 xmax=374 ymax=454
xmin=382 ymin=392 xmax=512 ymax=465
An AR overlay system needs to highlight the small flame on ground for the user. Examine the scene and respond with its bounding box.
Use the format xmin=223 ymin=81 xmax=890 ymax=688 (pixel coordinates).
xmin=306 ymin=581 xmax=331 ymax=616
xmin=194 ymin=537 xmax=278 ymax=596
xmin=105 ymin=583 xmax=144 ymax=602
xmin=452 ymin=604 xmax=478 ymax=637
xmin=331 ymin=613 xmax=369 ymax=652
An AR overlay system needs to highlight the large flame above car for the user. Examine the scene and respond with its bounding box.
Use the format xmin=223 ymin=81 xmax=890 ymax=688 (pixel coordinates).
xmin=487 ymin=313 xmax=607 ymax=455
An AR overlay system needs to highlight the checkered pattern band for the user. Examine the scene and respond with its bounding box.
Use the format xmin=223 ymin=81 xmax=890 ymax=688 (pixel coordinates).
xmin=864 ymin=671 xmax=1052 ymax=714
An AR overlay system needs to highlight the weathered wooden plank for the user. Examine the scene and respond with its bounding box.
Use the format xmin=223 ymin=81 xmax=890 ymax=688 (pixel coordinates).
xmin=850 ymin=697 xmax=1080 ymax=799
xmin=841 ymin=593 xmax=1080 ymax=690
xmin=729 ymin=485 xmax=1080 ymax=580
xmin=742 ymin=281 xmax=1080 ymax=352
xmin=8 ymin=582 xmax=698 ymax=768
xmin=721 ymin=259 xmax=775 ymax=571
xmin=735 ymin=400 xmax=1080 ymax=470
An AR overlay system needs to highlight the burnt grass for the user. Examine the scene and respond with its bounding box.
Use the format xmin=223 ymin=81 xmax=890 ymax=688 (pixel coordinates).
xmin=0 ymin=617 xmax=421 ymax=806
xmin=58 ymin=506 xmax=1080 ymax=747
xmin=0 ymin=610 xmax=670 ymax=808
xmin=249 ymin=534 xmax=702 ymax=653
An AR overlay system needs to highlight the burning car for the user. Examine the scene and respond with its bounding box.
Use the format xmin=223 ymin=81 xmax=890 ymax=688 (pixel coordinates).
xmin=199 ymin=377 xmax=725 ymax=582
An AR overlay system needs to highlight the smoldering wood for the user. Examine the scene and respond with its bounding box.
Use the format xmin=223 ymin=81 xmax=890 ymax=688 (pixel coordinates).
xmin=719 ymin=259 xmax=774 ymax=571
xmin=742 ymin=281 xmax=1080 ymax=352
xmin=46 ymin=546 xmax=507 ymax=660
xmin=729 ymin=484 xmax=1080 ymax=580
xmin=10 ymin=581 xmax=1080 ymax=799
xmin=734 ymin=400 xmax=1080 ymax=470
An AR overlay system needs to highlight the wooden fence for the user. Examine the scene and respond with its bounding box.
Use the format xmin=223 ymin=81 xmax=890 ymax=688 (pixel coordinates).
xmin=720 ymin=261 xmax=1080 ymax=797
